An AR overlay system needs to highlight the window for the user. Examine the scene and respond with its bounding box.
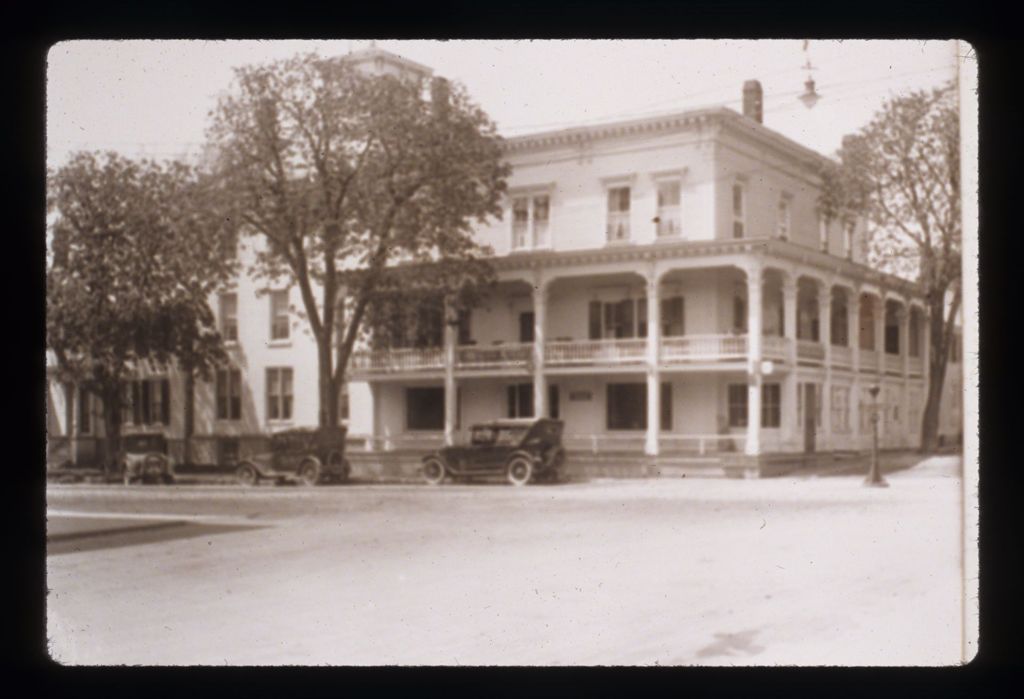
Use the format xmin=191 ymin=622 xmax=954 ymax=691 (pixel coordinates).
xmin=216 ymin=369 xmax=242 ymax=421
xmin=777 ymin=197 xmax=791 ymax=239
xmin=510 ymin=194 xmax=551 ymax=250
xmin=406 ymin=387 xmax=444 ymax=430
xmin=606 ymin=383 xmax=671 ymax=431
xmin=457 ymin=309 xmax=473 ymax=346
xmin=656 ymin=180 xmax=682 ymax=237
xmin=589 ymin=298 xmax=643 ymax=339
xmin=661 ymin=297 xmax=685 ymax=337
xmin=733 ymin=295 xmax=747 ymax=333
xmin=727 ymin=383 xmax=782 ymax=428
xmin=732 ymin=183 xmax=746 ymax=239
xmin=519 ymin=311 xmax=535 ymax=343
xmin=884 ymin=314 xmax=900 ymax=355
xmin=844 ymin=221 xmax=855 ymax=259
xmin=270 ymin=290 xmax=290 ymax=341
xmin=831 ymin=385 xmax=850 ymax=433
xmin=220 ymin=293 xmax=238 ymax=342
xmin=606 ymin=186 xmax=631 ymax=242
xmin=796 ymin=382 xmax=822 ymax=430
xmin=507 ymin=383 xmax=534 ymax=419
xmin=78 ymin=388 xmax=92 ymax=435
xmin=125 ymin=378 xmax=170 ymax=426
xmin=819 ymin=214 xmax=829 ymax=252
xmin=859 ymin=300 xmax=875 ymax=350
xmin=266 ymin=367 xmax=293 ymax=421
xmin=549 ymin=384 xmax=560 ymax=420
xmin=831 ymin=293 xmax=849 ymax=346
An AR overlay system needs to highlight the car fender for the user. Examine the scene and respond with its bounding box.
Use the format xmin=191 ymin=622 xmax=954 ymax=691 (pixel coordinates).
xmin=506 ymin=449 xmax=538 ymax=467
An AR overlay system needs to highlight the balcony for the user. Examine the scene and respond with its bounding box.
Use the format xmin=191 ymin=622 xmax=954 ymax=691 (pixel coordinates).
xmin=350 ymin=347 xmax=445 ymax=374
xmin=545 ymin=338 xmax=647 ymax=366
xmin=831 ymin=345 xmax=853 ymax=369
xmin=797 ymin=339 xmax=826 ymax=364
xmin=884 ymin=352 xmax=903 ymax=374
xmin=457 ymin=343 xmax=532 ymax=370
xmin=858 ymin=348 xmax=878 ymax=371
xmin=662 ymin=334 xmax=745 ymax=363
xmin=908 ymin=355 xmax=924 ymax=376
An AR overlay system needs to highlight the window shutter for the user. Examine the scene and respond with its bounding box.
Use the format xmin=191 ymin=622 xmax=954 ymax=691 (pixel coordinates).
xmin=161 ymin=379 xmax=170 ymax=425
xmin=588 ymin=301 xmax=602 ymax=340
xmin=519 ymin=312 xmax=535 ymax=343
xmin=637 ymin=298 xmax=647 ymax=338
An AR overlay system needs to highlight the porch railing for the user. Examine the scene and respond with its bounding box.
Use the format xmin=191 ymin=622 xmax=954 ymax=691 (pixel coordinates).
xmin=797 ymin=339 xmax=826 ymax=363
xmin=456 ymin=343 xmax=532 ymax=370
xmin=545 ymin=338 xmax=647 ymax=366
xmin=350 ymin=347 xmax=445 ymax=373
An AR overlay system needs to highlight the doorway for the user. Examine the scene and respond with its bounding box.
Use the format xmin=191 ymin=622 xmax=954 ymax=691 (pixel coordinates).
xmin=803 ymin=383 xmax=817 ymax=453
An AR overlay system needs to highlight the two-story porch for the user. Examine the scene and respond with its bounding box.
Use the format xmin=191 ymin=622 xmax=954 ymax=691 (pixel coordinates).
xmin=349 ymin=238 xmax=928 ymax=475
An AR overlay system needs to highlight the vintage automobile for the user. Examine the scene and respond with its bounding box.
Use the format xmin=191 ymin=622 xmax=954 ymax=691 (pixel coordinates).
xmin=421 ymin=418 xmax=565 ymax=486
xmin=234 ymin=427 xmax=351 ymax=486
xmin=122 ymin=433 xmax=175 ymax=485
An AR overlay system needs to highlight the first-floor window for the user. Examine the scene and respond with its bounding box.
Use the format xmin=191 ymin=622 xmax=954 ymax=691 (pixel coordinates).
xmin=216 ymin=369 xmax=242 ymax=421
xmin=727 ymin=383 xmax=781 ymax=428
xmin=406 ymin=387 xmax=444 ymax=431
xmin=549 ymin=384 xmax=560 ymax=420
xmin=508 ymin=383 xmax=534 ymax=419
xmin=125 ymin=378 xmax=171 ymax=426
xmin=78 ymin=388 xmax=92 ymax=434
xmin=606 ymin=383 xmax=672 ymax=431
xmin=266 ymin=368 xmax=293 ymax=421
xmin=831 ymin=385 xmax=851 ymax=433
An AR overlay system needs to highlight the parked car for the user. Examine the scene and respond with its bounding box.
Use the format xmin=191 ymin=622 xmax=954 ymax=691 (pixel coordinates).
xmin=122 ymin=433 xmax=175 ymax=485
xmin=421 ymin=418 xmax=566 ymax=486
xmin=234 ymin=427 xmax=351 ymax=486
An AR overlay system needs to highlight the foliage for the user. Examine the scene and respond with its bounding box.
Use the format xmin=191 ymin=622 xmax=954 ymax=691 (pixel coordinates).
xmin=818 ymin=81 xmax=961 ymax=451
xmin=206 ymin=52 xmax=509 ymax=426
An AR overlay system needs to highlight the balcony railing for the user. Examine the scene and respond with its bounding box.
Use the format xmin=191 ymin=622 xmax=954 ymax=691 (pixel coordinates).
xmin=908 ymin=355 xmax=924 ymax=376
xmin=858 ymin=348 xmax=878 ymax=370
xmin=797 ymin=339 xmax=826 ymax=363
xmin=457 ymin=343 xmax=532 ymax=370
xmin=762 ymin=335 xmax=790 ymax=362
xmin=606 ymin=212 xmax=630 ymax=242
xmin=350 ymin=347 xmax=445 ymax=373
xmin=884 ymin=353 xmax=903 ymax=374
xmin=831 ymin=344 xmax=853 ymax=368
xmin=662 ymin=334 xmax=746 ymax=362
xmin=545 ymin=338 xmax=647 ymax=366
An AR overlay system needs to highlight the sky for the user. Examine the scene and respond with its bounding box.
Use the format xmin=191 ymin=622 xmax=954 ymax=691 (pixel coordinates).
xmin=46 ymin=39 xmax=963 ymax=168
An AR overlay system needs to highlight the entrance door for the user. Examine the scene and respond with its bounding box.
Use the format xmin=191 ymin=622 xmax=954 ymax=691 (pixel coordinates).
xmin=803 ymin=383 xmax=817 ymax=453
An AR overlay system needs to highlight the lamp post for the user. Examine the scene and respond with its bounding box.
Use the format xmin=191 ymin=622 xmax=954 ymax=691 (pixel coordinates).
xmin=864 ymin=384 xmax=889 ymax=487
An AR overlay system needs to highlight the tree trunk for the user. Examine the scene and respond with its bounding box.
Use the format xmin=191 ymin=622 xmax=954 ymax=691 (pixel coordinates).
xmin=100 ymin=383 xmax=124 ymax=477
xmin=183 ymin=365 xmax=195 ymax=466
xmin=919 ymin=294 xmax=957 ymax=453
xmin=317 ymin=342 xmax=339 ymax=428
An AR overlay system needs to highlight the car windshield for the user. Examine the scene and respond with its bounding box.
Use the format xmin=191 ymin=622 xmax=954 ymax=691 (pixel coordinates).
xmin=470 ymin=427 xmax=496 ymax=446
xmin=494 ymin=427 xmax=527 ymax=446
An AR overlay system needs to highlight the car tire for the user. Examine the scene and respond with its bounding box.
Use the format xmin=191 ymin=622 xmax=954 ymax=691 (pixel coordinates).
xmin=236 ymin=462 xmax=258 ymax=487
xmin=506 ymin=456 xmax=533 ymax=487
xmin=422 ymin=458 xmax=446 ymax=486
xmin=298 ymin=459 xmax=321 ymax=487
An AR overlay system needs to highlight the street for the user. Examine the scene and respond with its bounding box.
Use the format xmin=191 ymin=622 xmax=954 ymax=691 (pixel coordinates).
xmin=46 ymin=456 xmax=965 ymax=666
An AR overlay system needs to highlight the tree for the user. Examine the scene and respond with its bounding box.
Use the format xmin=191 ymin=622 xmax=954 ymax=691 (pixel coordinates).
xmin=47 ymin=152 xmax=236 ymax=471
xmin=206 ymin=53 xmax=509 ymax=429
xmin=819 ymin=82 xmax=960 ymax=452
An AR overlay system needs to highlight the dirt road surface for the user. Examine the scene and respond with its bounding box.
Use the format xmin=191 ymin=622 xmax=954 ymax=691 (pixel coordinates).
xmin=46 ymin=456 xmax=966 ymax=666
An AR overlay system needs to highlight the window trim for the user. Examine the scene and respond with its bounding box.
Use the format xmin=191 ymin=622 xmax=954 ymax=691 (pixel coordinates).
xmin=219 ymin=292 xmax=238 ymax=344
xmin=265 ymin=367 xmax=294 ymax=423
xmin=508 ymin=185 xmax=554 ymax=252
xmin=602 ymin=175 xmax=635 ymax=245
xmin=776 ymin=194 xmax=792 ymax=240
xmin=269 ymin=289 xmax=291 ymax=343
xmin=652 ymin=172 xmax=685 ymax=239
xmin=215 ymin=368 xmax=243 ymax=422
xmin=731 ymin=181 xmax=746 ymax=239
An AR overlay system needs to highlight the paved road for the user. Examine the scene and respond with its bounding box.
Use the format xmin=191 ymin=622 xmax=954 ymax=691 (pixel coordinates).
xmin=46 ymin=458 xmax=966 ymax=666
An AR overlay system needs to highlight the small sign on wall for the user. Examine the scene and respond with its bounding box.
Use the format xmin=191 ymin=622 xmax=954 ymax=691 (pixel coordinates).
xmin=569 ymin=390 xmax=593 ymax=402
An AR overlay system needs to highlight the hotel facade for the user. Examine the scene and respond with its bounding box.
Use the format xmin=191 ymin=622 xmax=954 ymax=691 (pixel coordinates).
xmin=46 ymin=48 xmax=964 ymax=476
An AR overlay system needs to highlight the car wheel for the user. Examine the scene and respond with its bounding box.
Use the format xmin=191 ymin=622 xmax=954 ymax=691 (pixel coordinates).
xmin=236 ymin=462 xmax=258 ymax=487
xmin=422 ymin=458 xmax=446 ymax=486
xmin=506 ymin=457 xmax=533 ymax=487
xmin=298 ymin=459 xmax=321 ymax=487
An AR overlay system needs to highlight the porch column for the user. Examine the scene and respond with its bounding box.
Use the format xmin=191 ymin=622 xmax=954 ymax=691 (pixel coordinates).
xmin=875 ymin=293 xmax=887 ymax=445
xmin=818 ymin=284 xmax=832 ymax=450
xmin=443 ymin=304 xmax=458 ymax=447
xmin=745 ymin=264 xmax=763 ymax=456
xmin=900 ymin=300 xmax=911 ymax=444
xmin=781 ymin=275 xmax=798 ymax=448
xmin=68 ymin=383 xmax=79 ymax=465
xmin=532 ymin=283 xmax=548 ymax=418
xmin=850 ymin=290 xmax=862 ymax=448
xmin=645 ymin=274 xmax=661 ymax=456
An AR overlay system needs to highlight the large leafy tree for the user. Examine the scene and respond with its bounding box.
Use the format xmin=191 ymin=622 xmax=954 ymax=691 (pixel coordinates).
xmin=47 ymin=152 xmax=236 ymax=470
xmin=819 ymin=82 xmax=960 ymax=452
xmin=206 ymin=53 xmax=508 ymax=428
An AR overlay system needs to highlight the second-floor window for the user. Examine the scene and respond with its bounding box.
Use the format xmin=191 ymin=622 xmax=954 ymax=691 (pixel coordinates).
xmin=270 ymin=290 xmax=290 ymax=341
xmin=606 ymin=186 xmax=631 ymax=242
xmin=216 ymin=368 xmax=242 ymax=421
xmin=124 ymin=378 xmax=170 ymax=426
xmin=732 ymin=183 xmax=746 ymax=239
xmin=220 ymin=293 xmax=238 ymax=342
xmin=266 ymin=367 xmax=293 ymax=421
xmin=777 ymin=197 xmax=791 ymax=239
xmin=510 ymin=194 xmax=550 ymax=250
xmin=656 ymin=180 xmax=681 ymax=237
xmin=819 ymin=214 xmax=829 ymax=252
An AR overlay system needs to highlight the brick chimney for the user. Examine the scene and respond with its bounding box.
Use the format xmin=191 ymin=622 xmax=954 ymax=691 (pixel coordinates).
xmin=742 ymin=80 xmax=763 ymax=123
